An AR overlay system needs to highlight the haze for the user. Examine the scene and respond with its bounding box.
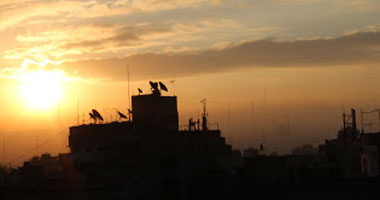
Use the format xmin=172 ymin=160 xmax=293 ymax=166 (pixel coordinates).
xmin=1 ymin=0 xmax=380 ymax=165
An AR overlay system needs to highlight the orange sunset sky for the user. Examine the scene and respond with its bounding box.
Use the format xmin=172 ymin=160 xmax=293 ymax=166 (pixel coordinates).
xmin=1 ymin=0 xmax=380 ymax=165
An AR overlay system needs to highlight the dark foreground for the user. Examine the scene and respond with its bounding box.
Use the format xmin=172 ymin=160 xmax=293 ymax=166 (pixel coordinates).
xmin=1 ymin=176 xmax=380 ymax=200
xmin=1 ymin=182 xmax=379 ymax=200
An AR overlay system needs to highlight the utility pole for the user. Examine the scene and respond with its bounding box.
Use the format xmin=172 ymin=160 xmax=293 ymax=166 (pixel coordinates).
xmin=361 ymin=108 xmax=364 ymax=134
xmin=127 ymin=65 xmax=131 ymax=121
xmin=227 ymin=102 xmax=232 ymax=144
xmin=201 ymin=99 xmax=208 ymax=131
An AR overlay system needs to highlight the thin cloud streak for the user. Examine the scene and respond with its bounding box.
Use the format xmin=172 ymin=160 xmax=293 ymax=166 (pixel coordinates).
xmin=56 ymin=31 xmax=380 ymax=81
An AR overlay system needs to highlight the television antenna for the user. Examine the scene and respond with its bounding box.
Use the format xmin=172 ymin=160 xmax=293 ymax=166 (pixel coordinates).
xmin=201 ymin=98 xmax=208 ymax=131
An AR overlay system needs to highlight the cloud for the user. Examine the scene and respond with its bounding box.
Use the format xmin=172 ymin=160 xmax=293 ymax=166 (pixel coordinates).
xmin=0 ymin=0 xmax=226 ymax=31
xmin=54 ymin=31 xmax=380 ymax=81
xmin=5 ymin=18 xmax=242 ymax=62
xmin=60 ymin=19 xmax=239 ymax=51
xmin=62 ymin=22 xmax=172 ymax=50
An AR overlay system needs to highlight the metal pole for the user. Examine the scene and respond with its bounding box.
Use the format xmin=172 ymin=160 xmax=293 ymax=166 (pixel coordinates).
xmin=127 ymin=65 xmax=131 ymax=121
xmin=361 ymin=108 xmax=364 ymax=134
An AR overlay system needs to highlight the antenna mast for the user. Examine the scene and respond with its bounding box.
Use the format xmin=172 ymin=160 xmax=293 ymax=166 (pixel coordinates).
xmin=201 ymin=99 xmax=208 ymax=131
xmin=127 ymin=65 xmax=131 ymax=121
xmin=361 ymin=108 xmax=364 ymax=134
xmin=250 ymin=99 xmax=255 ymax=133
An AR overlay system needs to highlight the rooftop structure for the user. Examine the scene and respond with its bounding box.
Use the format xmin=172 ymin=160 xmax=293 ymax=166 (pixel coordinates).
xmin=67 ymin=81 xmax=233 ymax=188
xmin=132 ymin=94 xmax=178 ymax=132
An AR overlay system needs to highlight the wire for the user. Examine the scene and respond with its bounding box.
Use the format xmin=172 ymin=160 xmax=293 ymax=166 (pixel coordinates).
xmin=9 ymin=129 xmax=68 ymax=165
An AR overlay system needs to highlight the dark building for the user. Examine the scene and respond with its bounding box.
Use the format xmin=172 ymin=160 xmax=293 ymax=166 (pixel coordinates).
xmin=321 ymin=108 xmax=378 ymax=177
xmin=132 ymin=94 xmax=178 ymax=132
xmin=12 ymin=83 xmax=380 ymax=200
xmin=64 ymin=82 xmax=233 ymax=198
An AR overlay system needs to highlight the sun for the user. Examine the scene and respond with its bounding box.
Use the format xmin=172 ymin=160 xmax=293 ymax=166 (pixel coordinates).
xmin=18 ymin=70 xmax=65 ymax=111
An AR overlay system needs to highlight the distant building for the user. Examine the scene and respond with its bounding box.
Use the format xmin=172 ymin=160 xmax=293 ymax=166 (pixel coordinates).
xmin=243 ymin=147 xmax=259 ymax=158
xmin=292 ymin=144 xmax=318 ymax=156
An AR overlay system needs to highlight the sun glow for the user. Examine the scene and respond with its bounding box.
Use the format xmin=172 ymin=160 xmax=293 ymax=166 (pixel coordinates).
xmin=18 ymin=70 xmax=65 ymax=110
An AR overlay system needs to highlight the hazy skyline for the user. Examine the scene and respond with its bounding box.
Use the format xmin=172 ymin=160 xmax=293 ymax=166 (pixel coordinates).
xmin=1 ymin=0 xmax=380 ymax=165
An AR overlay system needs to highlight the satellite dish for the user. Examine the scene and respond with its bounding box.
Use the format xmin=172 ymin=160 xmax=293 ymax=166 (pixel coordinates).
xmin=149 ymin=81 xmax=159 ymax=91
xmin=92 ymin=109 xmax=104 ymax=121
xmin=138 ymin=88 xmax=143 ymax=95
xmin=89 ymin=112 xmax=96 ymax=121
xmin=117 ymin=111 xmax=127 ymax=119
xmin=159 ymin=81 xmax=168 ymax=92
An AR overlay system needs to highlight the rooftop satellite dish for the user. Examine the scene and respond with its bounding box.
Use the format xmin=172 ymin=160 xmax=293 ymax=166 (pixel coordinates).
xmin=89 ymin=112 xmax=96 ymax=121
xmin=92 ymin=109 xmax=104 ymax=121
xmin=138 ymin=88 xmax=143 ymax=95
xmin=117 ymin=111 xmax=127 ymax=119
xmin=149 ymin=81 xmax=159 ymax=91
xmin=159 ymin=81 xmax=168 ymax=92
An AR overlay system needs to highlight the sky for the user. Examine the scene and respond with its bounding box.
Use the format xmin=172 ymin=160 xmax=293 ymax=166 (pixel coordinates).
xmin=1 ymin=0 xmax=380 ymax=165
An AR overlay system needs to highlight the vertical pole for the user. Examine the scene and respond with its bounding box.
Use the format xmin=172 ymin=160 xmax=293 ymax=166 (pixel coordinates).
xmin=201 ymin=99 xmax=207 ymax=131
xmin=272 ymin=114 xmax=276 ymax=135
xmin=361 ymin=108 xmax=364 ymax=134
xmin=197 ymin=108 xmax=200 ymax=130
xmin=251 ymin=99 xmax=254 ymax=133
xmin=127 ymin=65 xmax=131 ymax=121
xmin=262 ymin=129 xmax=266 ymax=154
xmin=343 ymin=113 xmax=346 ymax=130
xmin=352 ymin=108 xmax=356 ymax=131
xmin=2 ymin=135 xmax=4 ymax=185
xmin=342 ymin=101 xmax=345 ymax=129
xmin=377 ymin=109 xmax=380 ymax=133
xmin=227 ymin=102 xmax=231 ymax=144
